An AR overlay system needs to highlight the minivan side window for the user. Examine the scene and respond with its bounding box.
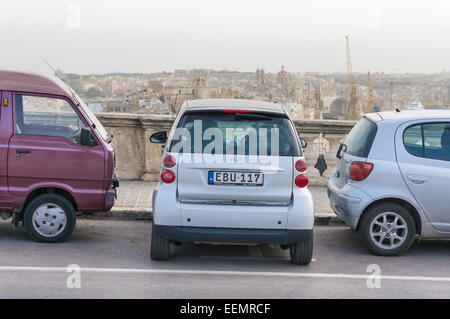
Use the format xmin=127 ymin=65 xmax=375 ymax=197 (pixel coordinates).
xmin=403 ymin=123 xmax=450 ymax=161
xmin=14 ymin=94 xmax=87 ymax=144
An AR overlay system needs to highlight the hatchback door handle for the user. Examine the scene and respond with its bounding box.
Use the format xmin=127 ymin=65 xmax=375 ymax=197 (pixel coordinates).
xmin=16 ymin=149 xmax=31 ymax=154
xmin=408 ymin=175 xmax=428 ymax=184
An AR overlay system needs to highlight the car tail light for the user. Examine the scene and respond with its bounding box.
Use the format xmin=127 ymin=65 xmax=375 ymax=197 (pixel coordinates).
xmin=163 ymin=155 xmax=176 ymax=168
xmin=295 ymin=159 xmax=308 ymax=172
xmin=349 ymin=162 xmax=374 ymax=181
xmin=161 ymin=170 xmax=175 ymax=184
xmin=295 ymin=174 xmax=309 ymax=188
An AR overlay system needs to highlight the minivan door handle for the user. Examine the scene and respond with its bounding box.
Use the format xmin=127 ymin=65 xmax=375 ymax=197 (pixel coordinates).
xmin=16 ymin=149 xmax=31 ymax=154
xmin=408 ymin=175 xmax=428 ymax=184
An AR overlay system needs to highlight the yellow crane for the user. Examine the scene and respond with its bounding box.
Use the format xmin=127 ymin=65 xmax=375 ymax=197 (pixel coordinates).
xmin=367 ymin=71 xmax=376 ymax=113
xmin=346 ymin=36 xmax=358 ymax=120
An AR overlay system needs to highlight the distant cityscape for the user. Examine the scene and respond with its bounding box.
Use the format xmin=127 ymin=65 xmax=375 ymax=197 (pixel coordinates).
xmin=58 ymin=67 xmax=450 ymax=120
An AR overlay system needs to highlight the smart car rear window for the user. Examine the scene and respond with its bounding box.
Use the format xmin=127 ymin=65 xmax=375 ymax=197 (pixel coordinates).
xmin=169 ymin=110 xmax=301 ymax=157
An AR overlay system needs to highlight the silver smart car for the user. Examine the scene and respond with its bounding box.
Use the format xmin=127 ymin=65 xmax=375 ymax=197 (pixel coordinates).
xmin=149 ymin=99 xmax=314 ymax=264
xmin=328 ymin=110 xmax=450 ymax=256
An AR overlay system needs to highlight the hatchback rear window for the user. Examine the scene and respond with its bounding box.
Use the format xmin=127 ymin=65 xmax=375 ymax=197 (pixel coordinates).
xmin=169 ymin=110 xmax=301 ymax=157
xmin=344 ymin=117 xmax=377 ymax=158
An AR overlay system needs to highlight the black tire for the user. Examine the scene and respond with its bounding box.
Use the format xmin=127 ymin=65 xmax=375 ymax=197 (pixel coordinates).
xmin=290 ymin=231 xmax=313 ymax=265
xmin=150 ymin=223 xmax=170 ymax=260
xmin=359 ymin=202 xmax=416 ymax=256
xmin=24 ymin=193 xmax=76 ymax=243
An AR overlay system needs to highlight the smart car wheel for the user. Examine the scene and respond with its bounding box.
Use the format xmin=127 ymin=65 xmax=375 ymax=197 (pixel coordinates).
xmin=360 ymin=203 xmax=416 ymax=256
xmin=150 ymin=223 xmax=170 ymax=260
xmin=24 ymin=193 xmax=76 ymax=243
xmin=290 ymin=231 xmax=313 ymax=265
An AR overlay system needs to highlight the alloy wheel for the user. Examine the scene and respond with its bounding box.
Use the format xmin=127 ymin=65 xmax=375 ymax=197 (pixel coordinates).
xmin=369 ymin=212 xmax=408 ymax=250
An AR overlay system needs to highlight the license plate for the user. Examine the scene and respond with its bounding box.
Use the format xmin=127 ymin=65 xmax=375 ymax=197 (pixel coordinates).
xmin=208 ymin=171 xmax=263 ymax=186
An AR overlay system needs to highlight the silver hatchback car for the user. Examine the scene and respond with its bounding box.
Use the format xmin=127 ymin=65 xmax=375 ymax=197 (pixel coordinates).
xmin=328 ymin=110 xmax=450 ymax=256
xmin=149 ymin=99 xmax=314 ymax=264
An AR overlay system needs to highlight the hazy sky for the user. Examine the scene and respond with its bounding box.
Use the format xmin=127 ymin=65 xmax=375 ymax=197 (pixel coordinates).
xmin=1 ymin=0 xmax=449 ymax=74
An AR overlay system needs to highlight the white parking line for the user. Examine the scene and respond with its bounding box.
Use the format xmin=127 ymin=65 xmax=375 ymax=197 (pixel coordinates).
xmin=0 ymin=266 xmax=449 ymax=283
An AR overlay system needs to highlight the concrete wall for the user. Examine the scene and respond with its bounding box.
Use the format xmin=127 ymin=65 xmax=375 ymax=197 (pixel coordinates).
xmin=96 ymin=113 xmax=357 ymax=186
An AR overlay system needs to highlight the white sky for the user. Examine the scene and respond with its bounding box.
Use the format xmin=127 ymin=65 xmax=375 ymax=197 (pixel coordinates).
xmin=1 ymin=0 xmax=449 ymax=74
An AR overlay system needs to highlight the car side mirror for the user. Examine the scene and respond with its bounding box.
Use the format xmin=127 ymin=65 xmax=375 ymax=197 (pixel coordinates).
xmin=150 ymin=131 xmax=168 ymax=144
xmin=80 ymin=127 xmax=98 ymax=146
xmin=299 ymin=137 xmax=307 ymax=149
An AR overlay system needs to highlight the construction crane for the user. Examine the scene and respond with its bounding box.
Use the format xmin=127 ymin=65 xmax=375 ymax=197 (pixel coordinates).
xmin=346 ymin=36 xmax=358 ymax=120
xmin=367 ymin=71 xmax=376 ymax=113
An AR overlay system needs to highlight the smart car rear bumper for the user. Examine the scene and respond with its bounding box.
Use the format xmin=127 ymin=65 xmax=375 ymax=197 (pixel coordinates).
xmin=154 ymin=224 xmax=312 ymax=245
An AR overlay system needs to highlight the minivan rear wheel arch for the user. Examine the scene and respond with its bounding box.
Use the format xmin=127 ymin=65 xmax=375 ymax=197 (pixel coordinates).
xmin=22 ymin=188 xmax=78 ymax=214
xmin=357 ymin=198 xmax=422 ymax=235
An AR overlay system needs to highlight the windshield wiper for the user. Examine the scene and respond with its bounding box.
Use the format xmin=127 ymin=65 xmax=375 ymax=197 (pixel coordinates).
xmin=336 ymin=143 xmax=347 ymax=159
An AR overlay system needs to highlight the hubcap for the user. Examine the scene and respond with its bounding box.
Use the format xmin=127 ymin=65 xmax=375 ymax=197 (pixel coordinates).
xmin=369 ymin=212 xmax=408 ymax=250
xmin=32 ymin=204 xmax=67 ymax=238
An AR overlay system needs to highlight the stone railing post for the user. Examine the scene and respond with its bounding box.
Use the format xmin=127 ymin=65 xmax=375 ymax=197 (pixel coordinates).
xmin=94 ymin=113 xmax=142 ymax=180
xmin=139 ymin=114 xmax=176 ymax=182
xmin=294 ymin=119 xmax=357 ymax=186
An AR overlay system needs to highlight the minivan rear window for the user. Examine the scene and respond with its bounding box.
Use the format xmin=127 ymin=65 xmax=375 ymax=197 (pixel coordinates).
xmin=169 ymin=111 xmax=301 ymax=157
xmin=344 ymin=117 xmax=377 ymax=158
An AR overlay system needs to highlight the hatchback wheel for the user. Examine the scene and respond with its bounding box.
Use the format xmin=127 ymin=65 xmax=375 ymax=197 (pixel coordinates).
xmin=359 ymin=203 xmax=416 ymax=256
xmin=24 ymin=193 xmax=76 ymax=243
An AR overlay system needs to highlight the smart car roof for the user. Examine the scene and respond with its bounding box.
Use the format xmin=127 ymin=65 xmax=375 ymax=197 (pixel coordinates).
xmin=185 ymin=99 xmax=286 ymax=114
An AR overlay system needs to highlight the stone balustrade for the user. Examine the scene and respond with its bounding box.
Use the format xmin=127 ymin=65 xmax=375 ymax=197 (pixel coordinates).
xmin=95 ymin=112 xmax=357 ymax=186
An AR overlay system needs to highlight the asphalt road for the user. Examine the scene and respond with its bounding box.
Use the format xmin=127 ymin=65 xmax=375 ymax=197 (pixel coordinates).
xmin=0 ymin=219 xmax=449 ymax=299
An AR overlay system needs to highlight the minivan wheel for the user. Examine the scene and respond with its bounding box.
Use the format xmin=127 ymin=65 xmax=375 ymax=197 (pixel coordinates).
xmin=359 ymin=203 xmax=416 ymax=256
xmin=289 ymin=231 xmax=313 ymax=265
xmin=24 ymin=193 xmax=76 ymax=243
xmin=150 ymin=223 xmax=170 ymax=260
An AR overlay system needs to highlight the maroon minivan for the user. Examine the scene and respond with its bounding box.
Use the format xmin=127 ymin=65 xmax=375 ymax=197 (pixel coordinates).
xmin=0 ymin=70 xmax=118 ymax=242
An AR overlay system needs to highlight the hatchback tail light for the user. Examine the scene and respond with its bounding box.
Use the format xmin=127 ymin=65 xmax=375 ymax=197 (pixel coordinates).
xmin=295 ymin=174 xmax=309 ymax=188
xmin=163 ymin=155 xmax=176 ymax=168
xmin=161 ymin=170 xmax=175 ymax=184
xmin=349 ymin=162 xmax=374 ymax=181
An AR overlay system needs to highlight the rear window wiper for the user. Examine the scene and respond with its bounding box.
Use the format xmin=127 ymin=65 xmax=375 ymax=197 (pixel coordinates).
xmin=336 ymin=143 xmax=347 ymax=159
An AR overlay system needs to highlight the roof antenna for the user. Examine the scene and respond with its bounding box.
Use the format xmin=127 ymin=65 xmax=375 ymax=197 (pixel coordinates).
xmin=43 ymin=59 xmax=58 ymax=76
xmin=43 ymin=58 xmax=66 ymax=84
xmin=42 ymin=59 xmax=79 ymax=106
xmin=395 ymin=107 xmax=401 ymax=113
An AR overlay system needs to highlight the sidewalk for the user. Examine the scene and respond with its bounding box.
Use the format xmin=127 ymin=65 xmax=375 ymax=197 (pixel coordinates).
xmin=87 ymin=181 xmax=340 ymax=225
